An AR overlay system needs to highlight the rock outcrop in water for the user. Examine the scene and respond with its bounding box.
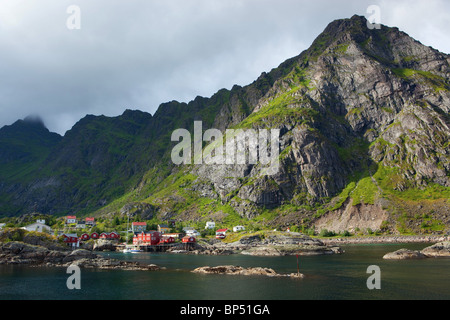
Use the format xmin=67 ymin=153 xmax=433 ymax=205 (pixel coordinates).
xmin=382 ymin=249 xmax=427 ymax=260
xmin=420 ymin=241 xmax=450 ymax=257
xmin=192 ymin=265 xmax=304 ymax=279
xmin=383 ymin=241 xmax=450 ymax=259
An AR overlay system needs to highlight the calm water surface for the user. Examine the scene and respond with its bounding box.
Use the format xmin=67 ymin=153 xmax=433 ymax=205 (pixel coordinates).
xmin=0 ymin=243 xmax=448 ymax=300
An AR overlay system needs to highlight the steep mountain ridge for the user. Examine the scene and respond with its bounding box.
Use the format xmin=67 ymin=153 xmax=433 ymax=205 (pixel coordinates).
xmin=0 ymin=15 xmax=449 ymax=235
xmin=136 ymin=15 xmax=449 ymax=233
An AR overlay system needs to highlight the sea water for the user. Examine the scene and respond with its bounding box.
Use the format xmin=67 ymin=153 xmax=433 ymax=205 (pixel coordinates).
xmin=0 ymin=243 xmax=448 ymax=300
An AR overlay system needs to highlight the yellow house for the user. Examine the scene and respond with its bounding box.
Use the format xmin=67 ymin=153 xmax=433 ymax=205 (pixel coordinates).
xmin=158 ymin=224 xmax=171 ymax=233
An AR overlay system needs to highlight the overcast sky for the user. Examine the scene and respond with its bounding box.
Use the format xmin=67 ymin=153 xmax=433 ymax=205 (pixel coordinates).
xmin=1 ymin=0 xmax=449 ymax=135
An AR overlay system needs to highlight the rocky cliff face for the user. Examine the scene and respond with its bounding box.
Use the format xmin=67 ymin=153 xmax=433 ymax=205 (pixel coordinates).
xmin=0 ymin=15 xmax=449 ymax=234
xmin=143 ymin=15 xmax=449 ymax=233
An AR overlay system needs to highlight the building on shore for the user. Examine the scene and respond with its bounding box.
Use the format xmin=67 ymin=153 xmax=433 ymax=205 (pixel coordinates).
xmin=132 ymin=222 xmax=147 ymax=233
xmin=65 ymin=216 xmax=77 ymax=225
xmin=157 ymin=224 xmax=171 ymax=233
xmin=162 ymin=233 xmax=183 ymax=240
xmin=62 ymin=233 xmax=79 ymax=248
xmin=85 ymin=217 xmax=95 ymax=226
xmin=76 ymin=220 xmax=86 ymax=229
xmin=182 ymin=236 xmax=196 ymax=243
xmin=216 ymin=228 xmax=228 ymax=239
xmin=205 ymin=221 xmax=215 ymax=230
xmin=186 ymin=229 xmax=201 ymax=237
xmin=22 ymin=221 xmax=53 ymax=234
xmin=133 ymin=231 xmax=162 ymax=246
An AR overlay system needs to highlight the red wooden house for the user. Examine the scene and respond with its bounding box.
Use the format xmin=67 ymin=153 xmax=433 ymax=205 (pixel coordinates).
xmin=79 ymin=233 xmax=90 ymax=241
xmin=216 ymin=228 xmax=228 ymax=239
xmin=109 ymin=232 xmax=120 ymax=240
xmin=182 ymin=236 xmax=196 ymax=243
xmin=158 ymin=236 xmax=175 ymax=244
xmin=99 ymin=232 xmax=109 ymax=239
xmin=133 ymin=231 xmax=161 ymax=246
xmin=62 ymin=234 xmax=79 ymax=248
xmin=90 ymin=232 xmax=99 ymax=239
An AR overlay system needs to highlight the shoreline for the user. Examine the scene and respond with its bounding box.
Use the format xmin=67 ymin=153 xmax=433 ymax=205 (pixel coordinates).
xmin=318 ymin=235 xmax=450 ymax=245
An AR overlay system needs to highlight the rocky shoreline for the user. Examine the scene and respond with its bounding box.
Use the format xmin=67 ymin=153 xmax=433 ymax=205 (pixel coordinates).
xmin=2 ymin=228 xmax=449 ymax=269
xmin=0 ymin=240 xmax=161 ymax=271
xmin=320 ymin=235 xmax=450 ymax=245
xmin=168 ymin=232 xmax=343 ymax=256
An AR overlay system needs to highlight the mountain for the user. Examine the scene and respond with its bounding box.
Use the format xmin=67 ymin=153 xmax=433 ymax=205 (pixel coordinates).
xmin=1 ymin=15 xmax=449 ymax=235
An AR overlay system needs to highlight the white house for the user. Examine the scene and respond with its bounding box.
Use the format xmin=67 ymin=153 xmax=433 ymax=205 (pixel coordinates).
xmin=23 ymin=221 xmax=53 ymax=234
xmin=76 ymin=221 xmax=86 ymax=229
xmin=233 ymin=226 xmax=245 ymax=232
xmin=66 ymin=216 xmax=77 ymax=224
xmin=186 ymin=229 xmax=201 ymax=237
xmin=205 ymin=221 xmax=215 ymax=230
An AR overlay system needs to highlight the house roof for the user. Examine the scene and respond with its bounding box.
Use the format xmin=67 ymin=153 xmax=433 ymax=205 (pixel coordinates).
xmin=66 ymin=216 xmax=76 ymax=219
xmin=132 ymin=222 xmax=147 ymax=226
xmin=25 ymin=222 xmax=49 ymax=227
xmin=86 ymin=217 xmax=95 ymax=221
xmin=217 ymin=228 xmax=228 ymax=232
xmin=159 ymin=224 xmax=169 ymax=228
xmin=63 ymin=233 xmax=77 ymax=237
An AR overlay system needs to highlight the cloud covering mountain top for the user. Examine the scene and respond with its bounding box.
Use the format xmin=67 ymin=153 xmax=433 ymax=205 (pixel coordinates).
xmin=1 ymin=0 xmax=449 ymax=135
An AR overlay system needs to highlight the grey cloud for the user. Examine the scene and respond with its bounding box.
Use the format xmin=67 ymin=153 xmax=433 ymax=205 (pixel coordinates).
xmin=0 ymin=0 xmax=448 ymax=135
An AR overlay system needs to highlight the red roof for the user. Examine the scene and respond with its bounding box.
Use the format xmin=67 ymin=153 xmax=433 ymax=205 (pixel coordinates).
xmin=182 ymin=236 xmax=196 ymax=243
xmin=132 ymin=222 xmax=147 ymax=226
xmin=66 ymin=216 xmax=76 ymax=219
xmin=217 ymin=228 xmax=228 ymax=232
xmin=86 ymin=217 xmax=95 ymax=221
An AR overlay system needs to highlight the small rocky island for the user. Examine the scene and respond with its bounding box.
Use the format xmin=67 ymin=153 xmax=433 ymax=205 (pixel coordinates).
xmin=383 ymin=242 xmax=450 ymax=260
xmin=192 ymin=265 xmax=304 ymax=279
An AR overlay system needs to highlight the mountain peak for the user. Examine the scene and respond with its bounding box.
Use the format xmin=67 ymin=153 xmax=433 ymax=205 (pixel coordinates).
xmin=23 ymin=114 xmax=46 ymax=128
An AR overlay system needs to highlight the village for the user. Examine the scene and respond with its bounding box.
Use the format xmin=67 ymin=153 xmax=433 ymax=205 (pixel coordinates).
xmin=0 ymin=215 xmax=248 ymax=252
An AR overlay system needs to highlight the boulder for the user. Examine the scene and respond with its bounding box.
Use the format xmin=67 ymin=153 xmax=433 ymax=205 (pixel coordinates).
xmin=421 ymin=241 xmax=450 ymax=257
xmin=93 ymin=239 xmax=117 ymax=251
xmin=62 ymin=249 xmax=98 ymax=263
xmin=383 ymin=249 xmax=427 ymax=260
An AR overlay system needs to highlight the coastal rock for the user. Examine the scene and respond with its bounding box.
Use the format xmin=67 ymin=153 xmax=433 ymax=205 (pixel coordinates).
xmin=382 ymin=249 xmax=427 ymax=260
xmin=192 ymin=265 xmax=304 ymax=279
xmin=241 ymin=244 xmax=342 ymax=256
xmin=93 ymin=239 xmax=117 ymax=251
xmin=62 ymin=249 xmax=98 ymax=263
xmin=0 ymin=240 xmax=161 ymax=271
xmin=184 ymin=232 xmax=343 ymax=256
xmin=421 ymin=241 xmax=450 ymax=257
xmin=240 ymin=246 xmax=283 ymax=256
xmin=67 ymin=257 xmax=162 ymax=271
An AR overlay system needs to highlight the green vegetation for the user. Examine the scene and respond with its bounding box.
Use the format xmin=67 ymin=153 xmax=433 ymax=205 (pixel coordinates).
xmin=392 ymin=68 xmax=449 ymax=92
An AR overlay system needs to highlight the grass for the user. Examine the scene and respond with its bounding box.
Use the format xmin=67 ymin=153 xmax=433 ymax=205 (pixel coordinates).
xmin=392 ymin=68 xmax=449 ymax=92
xmin=350 ymin=176 xmax=380 ymax=206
